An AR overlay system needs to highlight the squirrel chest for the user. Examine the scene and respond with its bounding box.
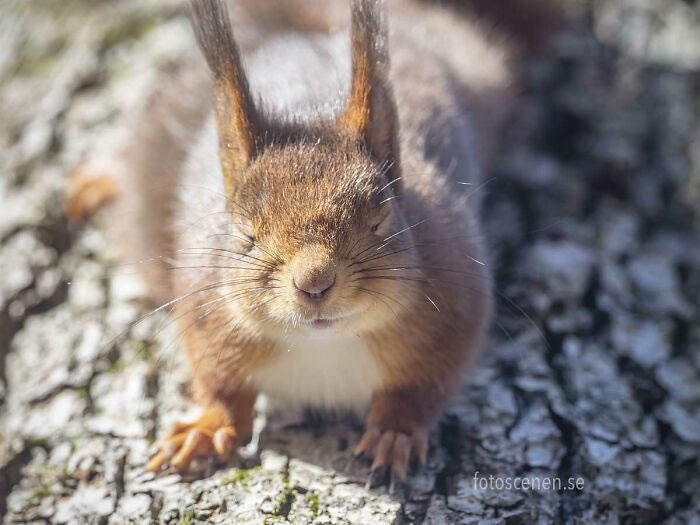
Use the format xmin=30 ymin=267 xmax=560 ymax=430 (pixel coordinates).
xmin=251 ymin=331 xmax=382 ymax=409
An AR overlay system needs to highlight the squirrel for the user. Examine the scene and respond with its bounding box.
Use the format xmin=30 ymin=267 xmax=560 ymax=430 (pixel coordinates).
xmin=66 ymin=0 xmax=560 ymax=486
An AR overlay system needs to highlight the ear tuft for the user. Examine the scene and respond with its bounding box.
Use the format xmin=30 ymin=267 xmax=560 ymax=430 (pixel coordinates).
xmin=191 ymin=0 xmax=260 ymax=193
xmin=339 ymin=0 xmax=400 ymax=174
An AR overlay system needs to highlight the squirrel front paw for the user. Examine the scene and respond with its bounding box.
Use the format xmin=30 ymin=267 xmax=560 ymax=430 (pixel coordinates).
xmin=146 ymin=398 xmax=254 ymax=474
xmin=354 ymin=425 xmax=428 ymax=490
xmin=353 ymin=387 xmax=444 ymax=490
xmin=146 ymin=419 xmax=237 ymax=474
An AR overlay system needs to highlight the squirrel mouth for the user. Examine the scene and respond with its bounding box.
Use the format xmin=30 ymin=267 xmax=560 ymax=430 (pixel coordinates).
xmin=299 ymin=311 xmax=359 ymax=329
xmin=310 ymin=318 xmax=337 ymax=328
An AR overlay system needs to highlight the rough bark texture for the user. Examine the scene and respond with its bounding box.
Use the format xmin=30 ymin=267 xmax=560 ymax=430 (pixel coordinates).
xmin=2 ymin=0 xmax=700 ymax=524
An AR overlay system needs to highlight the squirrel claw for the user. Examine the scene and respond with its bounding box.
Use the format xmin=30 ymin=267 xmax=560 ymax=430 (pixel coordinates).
xmin=389 ymin=475 xmax=406 ymax=496
xmin=344 ymin=452 xmax=362 ymax=473
xmin=364 ymin=466 xmax=384 ymax=490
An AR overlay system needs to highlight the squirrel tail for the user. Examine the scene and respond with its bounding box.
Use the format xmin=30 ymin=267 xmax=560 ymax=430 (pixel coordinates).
xmin=421 ymin=0 xmax=565 ymax=55
xmin=238 ymin=0 xmax=564 ymax=57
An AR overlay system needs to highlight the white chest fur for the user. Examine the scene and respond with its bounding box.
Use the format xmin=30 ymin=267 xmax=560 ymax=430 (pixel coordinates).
xmin=251 ymin=330 xmax=382 ymax=409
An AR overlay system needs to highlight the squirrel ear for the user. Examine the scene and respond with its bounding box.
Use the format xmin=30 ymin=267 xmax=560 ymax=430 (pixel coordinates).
xmin=191 ymin=0 xmax=261 ymax=193
xmin=339 ymin=0 xmax=400 ymax=173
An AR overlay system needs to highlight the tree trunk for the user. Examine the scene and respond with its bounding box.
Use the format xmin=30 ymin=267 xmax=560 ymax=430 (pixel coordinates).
xmin=1 ymin=1 xmax=699 ymax=523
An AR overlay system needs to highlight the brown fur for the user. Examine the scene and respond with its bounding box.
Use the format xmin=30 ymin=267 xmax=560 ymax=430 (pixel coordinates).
xmin=69 ymin=0 xmax=557 ymax=476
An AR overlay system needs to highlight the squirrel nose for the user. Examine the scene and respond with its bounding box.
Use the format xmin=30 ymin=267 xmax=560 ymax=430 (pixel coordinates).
xmin=290 ymin=244 xmax=337 ymax=301
xmin=293 ymin=271 xmax=336 ymax=300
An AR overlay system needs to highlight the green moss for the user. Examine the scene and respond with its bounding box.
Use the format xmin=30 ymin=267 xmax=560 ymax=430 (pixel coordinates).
xmin=221 ymin=465 xmax=263 ymax=489
xmin=180 ymin=509 xmax=197 ymax=525
xmin=263 ymin=479 xmax=296 ymax=524
xmin=30 ymin=485 xmax=52 ymax=502
xmin=308 ymin=492 xmax=321 ymax=517
xmin=222 ymin=468 xmax=251 ymax=489
xmin=273 ymin=482 xmax=295 ymax=518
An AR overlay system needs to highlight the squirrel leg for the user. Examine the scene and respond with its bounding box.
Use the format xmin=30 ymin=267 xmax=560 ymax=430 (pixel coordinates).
xmin=355 ymin=386 xmax=444 ymax=490
xmin=146 ymin=389 xmax=257 ymax=473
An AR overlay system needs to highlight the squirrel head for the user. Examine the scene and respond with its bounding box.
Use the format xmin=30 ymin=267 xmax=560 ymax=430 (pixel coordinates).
xmin=191 ymin=0 xmax=417 ymax=334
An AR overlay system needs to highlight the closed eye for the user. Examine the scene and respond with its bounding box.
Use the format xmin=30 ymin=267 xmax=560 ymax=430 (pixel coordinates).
xmin=369 ymin=210 xmax=392 ymax=234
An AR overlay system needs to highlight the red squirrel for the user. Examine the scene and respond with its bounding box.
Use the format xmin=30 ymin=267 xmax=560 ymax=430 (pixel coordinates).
xmin=66 ymin=0 xmax=559 ymax=485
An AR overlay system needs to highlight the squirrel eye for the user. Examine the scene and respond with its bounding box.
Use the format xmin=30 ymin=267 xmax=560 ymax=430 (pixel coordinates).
xmin=370 ymin=224 xmax=379 ymax=233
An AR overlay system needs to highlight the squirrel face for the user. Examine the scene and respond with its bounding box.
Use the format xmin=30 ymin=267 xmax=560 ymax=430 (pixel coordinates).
xmin=222 ymin=138 xmax=415 ymax=334
xmin=189 ymin=0 xmax=413 ymax=335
